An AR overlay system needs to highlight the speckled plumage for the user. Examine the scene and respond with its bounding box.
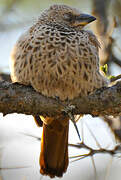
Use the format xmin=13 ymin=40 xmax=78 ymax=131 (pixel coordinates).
xmin=11 ymin=5 xmax=107 ymax=100
xmin=10 ymin=4 xmax=108 ymax=178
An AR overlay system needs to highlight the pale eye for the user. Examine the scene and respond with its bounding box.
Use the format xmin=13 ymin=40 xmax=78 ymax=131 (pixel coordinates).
xmin=63 ymin=13 xmax=72 ymax=21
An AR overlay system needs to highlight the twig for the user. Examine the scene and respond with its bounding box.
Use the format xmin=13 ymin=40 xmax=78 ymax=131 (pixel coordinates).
xmin=91 ymin=156 xmax=98 ymax=180
xmin=104 ymin=156 xmax=113 ymax=180
xmin=111 ymin=55 xmax=121 ymax=67
xmin=110 ymin=74 xmax=121 ymax=82
xmin=69 ymin=142 xmax=121 ymax=161
xmin=20 ymin=132 xmax=41 ymax=141
xmin=84 ymin=121 xmax=102 ymax=149
xmin=0 ymin=165 xmax=31 ymax=170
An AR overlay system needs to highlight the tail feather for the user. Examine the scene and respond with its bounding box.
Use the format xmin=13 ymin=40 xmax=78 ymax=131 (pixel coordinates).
xmin=40 ymin=117 xmax=69 ymax=178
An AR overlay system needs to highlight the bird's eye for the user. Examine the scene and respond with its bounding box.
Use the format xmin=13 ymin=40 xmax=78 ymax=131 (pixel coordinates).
xmin=63 ymin=13 xmax=72 ymax=21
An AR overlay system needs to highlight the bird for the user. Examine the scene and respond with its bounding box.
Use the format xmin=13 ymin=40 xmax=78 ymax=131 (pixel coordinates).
xmin=10 ymin=4 xmax=108 ymax=178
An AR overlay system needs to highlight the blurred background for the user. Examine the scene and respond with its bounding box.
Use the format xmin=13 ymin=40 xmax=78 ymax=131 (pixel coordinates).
xmin=0 ymin=0 xmax=121 ymax=180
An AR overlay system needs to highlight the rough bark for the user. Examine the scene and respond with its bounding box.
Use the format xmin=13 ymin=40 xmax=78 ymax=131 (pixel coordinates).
xmin=0 ymin=78 xmax=121 ymax=117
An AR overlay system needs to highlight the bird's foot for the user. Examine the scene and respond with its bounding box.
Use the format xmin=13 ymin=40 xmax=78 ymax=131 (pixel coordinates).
xmin=62 ymin=104 xmax=81 ymax=141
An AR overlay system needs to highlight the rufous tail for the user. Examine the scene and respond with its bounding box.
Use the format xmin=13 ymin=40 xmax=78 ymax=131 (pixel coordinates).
xmin=40 ymin=116 xmax=69 ymax=178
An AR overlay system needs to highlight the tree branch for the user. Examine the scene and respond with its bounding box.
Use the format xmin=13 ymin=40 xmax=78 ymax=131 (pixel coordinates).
xmin=0 ymin=78 xmax=121 ymax=117
xmin=110 ymin=74 xmax=121 ymax=82
xmin=69 ymin=142 xmax=121 ymax=161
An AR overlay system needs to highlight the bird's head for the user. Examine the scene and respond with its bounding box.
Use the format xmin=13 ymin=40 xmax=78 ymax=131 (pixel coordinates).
xmin=40 ymin=4 xmax=96 ymax=29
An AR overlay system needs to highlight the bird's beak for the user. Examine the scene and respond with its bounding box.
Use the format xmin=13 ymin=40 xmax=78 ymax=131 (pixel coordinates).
xmin=74 ymin=13 xmax=96 ymax=26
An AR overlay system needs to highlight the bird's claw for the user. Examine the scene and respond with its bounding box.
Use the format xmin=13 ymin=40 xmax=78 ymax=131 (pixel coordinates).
xmin=62 ymin=105 xmax=81 ymax=142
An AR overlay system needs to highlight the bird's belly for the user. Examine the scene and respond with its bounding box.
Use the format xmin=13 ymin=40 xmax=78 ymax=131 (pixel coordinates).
xmin=30 ymin=71 xmax=97 ymax=101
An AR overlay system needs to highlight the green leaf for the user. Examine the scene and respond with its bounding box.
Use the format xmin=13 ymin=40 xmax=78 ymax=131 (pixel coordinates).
xmin=100 ymin=64 xmax=108 ymax=75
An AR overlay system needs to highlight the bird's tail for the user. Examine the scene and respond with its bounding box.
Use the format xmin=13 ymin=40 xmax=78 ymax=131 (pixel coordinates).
xmin=40 ymin=116 xmax=69 ymax=178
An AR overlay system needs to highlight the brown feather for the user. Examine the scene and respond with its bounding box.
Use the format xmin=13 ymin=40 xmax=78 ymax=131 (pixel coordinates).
xmin=40 ymin=117 xmax=69 ymax=178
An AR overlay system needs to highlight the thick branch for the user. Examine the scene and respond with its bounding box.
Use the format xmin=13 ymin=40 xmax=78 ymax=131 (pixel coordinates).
xmin=0 ymin=79 xmax=121 ymax=117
